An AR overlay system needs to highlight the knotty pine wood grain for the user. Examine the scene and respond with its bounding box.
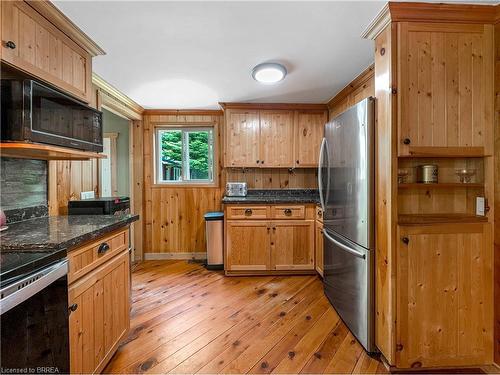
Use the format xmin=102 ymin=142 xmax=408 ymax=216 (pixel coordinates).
xmin=103 ymin=261 xmax=388 ymax=374
xmin=494 ymin=18 xmax=500 ymax=367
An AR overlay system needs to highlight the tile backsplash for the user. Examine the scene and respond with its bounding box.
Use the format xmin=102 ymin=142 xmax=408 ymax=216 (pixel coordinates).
xmin=0 ymin=157 xmax=48 ymax=210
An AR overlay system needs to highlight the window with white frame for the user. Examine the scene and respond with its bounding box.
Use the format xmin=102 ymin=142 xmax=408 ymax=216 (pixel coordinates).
xmin=155 ymin=127 xmax=214 ymax=184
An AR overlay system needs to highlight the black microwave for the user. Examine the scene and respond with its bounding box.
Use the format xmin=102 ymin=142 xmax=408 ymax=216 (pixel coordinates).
xmin=1 ymin=79 xmax=103 ymax=152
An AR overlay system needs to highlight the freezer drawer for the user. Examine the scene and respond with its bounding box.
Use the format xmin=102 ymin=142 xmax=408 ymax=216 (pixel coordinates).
xmin=323 ymin=229 xmax=375 ymax=353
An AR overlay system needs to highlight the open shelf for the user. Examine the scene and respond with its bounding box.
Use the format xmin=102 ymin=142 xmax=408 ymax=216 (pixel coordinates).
xmin=398 ymin=183 xmax=483 ymax=189
xmin=0 ymin=142 xmax=106 ymax=161
xmin=398 ymin=214 xmax=488 ymax=225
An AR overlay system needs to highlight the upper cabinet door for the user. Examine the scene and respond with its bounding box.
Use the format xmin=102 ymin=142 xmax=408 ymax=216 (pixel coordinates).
xmin=398 ymin=22 xmax=494 ymax=156
xmin=295 ymin=111 xmax=328 ymax=167
xmin=1 ymin=1 xmax=92 ymax=103
xmin=225 ymin=110 xmax=260 ymax=167
xmin=259 ymin=110 xmax=294 ymax=167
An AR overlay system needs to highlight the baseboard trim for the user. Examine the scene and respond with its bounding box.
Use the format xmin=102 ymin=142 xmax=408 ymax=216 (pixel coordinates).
xmin=144 ymin=252 xmax=207 ymax=260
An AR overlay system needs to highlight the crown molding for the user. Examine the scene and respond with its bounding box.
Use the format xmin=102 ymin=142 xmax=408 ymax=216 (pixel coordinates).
xmin=327 ymin=64 xmax=375 ymax=108
xmin=218 ymin=102 xmax=328 ymax=111
xmin=27 ymin=0 xmax=105 ymax=56
xmin=92 ymin=73 xmax=144 ymax=119
xmin=361 ymin=3 xmax=391 ymax=40
xmin=362 ymin=2 xmax=498 ymax=40
xmin=143 ymin=109 xmax=224 ymax=116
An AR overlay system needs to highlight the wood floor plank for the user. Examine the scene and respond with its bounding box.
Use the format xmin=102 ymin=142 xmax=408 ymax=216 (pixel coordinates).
xmin=196 ymin=280 xmax=325 ymax=374
xmin=270 ymin=308 xmax=340 ymax=374
xmin=104 ymin=261 xmax=382 ymax=375
xmin=127 ymin=277 xmax=309 ymax=374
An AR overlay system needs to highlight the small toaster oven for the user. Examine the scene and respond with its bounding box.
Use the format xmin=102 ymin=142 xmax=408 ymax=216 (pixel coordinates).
xmin=225 ymin=182 xmax=247 ymax=197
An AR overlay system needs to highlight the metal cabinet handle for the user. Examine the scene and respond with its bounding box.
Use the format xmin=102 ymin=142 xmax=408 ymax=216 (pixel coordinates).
xmin=402 ymin=237 xmax=409 ymax=245
xmin=403 ymin=138 xmax=411 ymax=145
xmin=5 ymin=41 xmax=16 ymax=49
xmin=256 ymin=160 xmax=260 ymax=164
xmin=244 ymin=208 xmax=253 ymax=216
xmin=98 ymin=242 xmax=110 ymax=254
xmin=296 ymin=160 xmax=300 ymax=164
xmin=261 ymin=160 xmax=264 ymax=164
xmin=69 ymin=303 xmax=78 ymax=313
xmin=284 ymin=208 xmax=292 ymax=216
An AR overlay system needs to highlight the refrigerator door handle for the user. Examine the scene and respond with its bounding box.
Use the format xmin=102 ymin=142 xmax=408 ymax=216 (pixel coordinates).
xmin=318 ymin=137 xmax=327 ymax=212
xmin=323 ymin=230 xmax=366 ymax=259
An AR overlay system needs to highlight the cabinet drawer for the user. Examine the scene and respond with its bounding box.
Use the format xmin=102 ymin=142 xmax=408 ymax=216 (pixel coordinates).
xmin=271 ymin=205 xmax=305 ymax=220
xmin=226 ymin=206 xmax=269 ymax=220
xmin=68 ymin=228 xmax=129 ymax=284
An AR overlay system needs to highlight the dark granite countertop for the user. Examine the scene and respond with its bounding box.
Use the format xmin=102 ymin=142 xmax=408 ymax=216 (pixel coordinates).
xmin=0 ymin=214 xmax=139 ymax=252
xmin=222 ymin=189 xmax=320 ymax=204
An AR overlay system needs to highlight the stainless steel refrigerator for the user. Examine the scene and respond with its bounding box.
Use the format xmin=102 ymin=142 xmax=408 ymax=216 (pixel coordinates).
xmin=318 ymin=97 xmax=375 ymax=353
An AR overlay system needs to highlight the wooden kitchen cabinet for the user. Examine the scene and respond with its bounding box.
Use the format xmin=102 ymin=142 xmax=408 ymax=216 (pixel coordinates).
xmin=271 ymin=221 xmax=314 ymax=270
xmin=398 ymin=22 xmax=494 ymax=157
xmin=396 ymin=223 xmax=493 ymax=368
xmin=295 ymin=111 xmax=327 ymax=167
xmin=223 ymin=105 xmax=328 ymax=168
xmin=315 ymin=219 xmax=324 ymax=277
xmin=1 ymin=1 xmax=96 ymax=103
xmin=69 ymin=249 xmax=130 ymax=374
xmin=259 ymin=110 xmax=295 ymax=167
xmin=225 ymin=220 xmax=271 ymax=271
xmin=225 ymin=110 xmax=260 ymax=167
xmin=224 ymin=204 xmax=317 ymax=275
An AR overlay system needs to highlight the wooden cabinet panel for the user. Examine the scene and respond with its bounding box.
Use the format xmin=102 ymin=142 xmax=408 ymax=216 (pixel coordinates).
xmin=225 ymin=110 xmax=260 ymax=167
xmin=1 ymin=1 xmax=92 ymax=102
xmin=398 ymin=23 xmax=494 ymax=156
xmin=225 ymin=221 xmax=270 ymax=271
xmin=315 ymin=220 xmax=324 ymax=277
xmin=259 ymin=111 xmax=294 ymax=167
xmin=68 ymin=229 xmax=128 ymax=284
xmin=69 ymin=249 xmax=130 ymax=374
xmin=271 ymin=221 xmax=314 ymax=270
xmin=396 ymin=223 xmax=493 ymax=368
xmin=295 ymin=111 xmax=327 ymax=167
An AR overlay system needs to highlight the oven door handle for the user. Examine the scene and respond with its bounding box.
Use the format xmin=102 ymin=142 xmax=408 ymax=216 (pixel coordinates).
xmin=0 ymin=259 xmax=68 ymax=315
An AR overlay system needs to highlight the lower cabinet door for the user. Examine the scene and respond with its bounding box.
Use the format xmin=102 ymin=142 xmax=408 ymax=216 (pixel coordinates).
xmin=396 ymin=223 xmax=493 ymax=368
xmin=225 ymin=221 xmax=271 ymax=271
xmin=315 ymin=220 xmax=324 ymax=276
xmin=271 ymin=221 xmax=315 ymax=270
xmin=69 ymin=250 xmax=130 ymax=374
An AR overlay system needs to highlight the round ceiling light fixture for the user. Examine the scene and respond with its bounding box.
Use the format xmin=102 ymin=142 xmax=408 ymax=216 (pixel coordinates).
xmin=251 ymin=62 xmax=287 ymax=84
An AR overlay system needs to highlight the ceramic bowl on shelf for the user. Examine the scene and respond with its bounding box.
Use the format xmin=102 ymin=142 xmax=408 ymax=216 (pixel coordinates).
xmin=398 ymin=169 xmax=409 ymax=184
xmin=455 ymin=169 xmax=476 ymax=184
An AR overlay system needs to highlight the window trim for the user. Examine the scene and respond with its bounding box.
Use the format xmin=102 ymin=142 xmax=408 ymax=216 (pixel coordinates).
xmin=153 ymin=124 xmax=218 ymax=187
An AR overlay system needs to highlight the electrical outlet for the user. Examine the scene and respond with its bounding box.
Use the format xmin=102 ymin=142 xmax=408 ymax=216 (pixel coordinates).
xmin=476 ymin=197 xmax=485 ymax=216
xmin=80 ymin=191 xmax=95 ymax=200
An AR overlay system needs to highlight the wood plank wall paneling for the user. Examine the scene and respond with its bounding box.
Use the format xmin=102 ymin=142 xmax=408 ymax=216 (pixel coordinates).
xmin=48 ymin=159 xmax=99 ymax=215
xmin=327 ymin=64 xmax=375 ymax=119
xmin=143 ymin=113 xmax=224 ymax=254
xmin=494 ymin=18 xmax=500 ymax=367
xmin=225 ymin=168 xmax=317 ymax=189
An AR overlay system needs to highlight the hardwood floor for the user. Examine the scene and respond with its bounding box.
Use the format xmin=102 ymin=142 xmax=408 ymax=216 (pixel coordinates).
xmin=103 ymin=260 xmax=387 ymax=374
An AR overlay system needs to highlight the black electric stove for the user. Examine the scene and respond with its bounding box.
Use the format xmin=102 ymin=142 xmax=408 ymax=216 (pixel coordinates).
xmin=0 ymin=247 xmax=66 ymax=287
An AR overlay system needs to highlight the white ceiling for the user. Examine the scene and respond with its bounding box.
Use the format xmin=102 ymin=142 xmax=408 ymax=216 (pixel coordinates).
xmin=53 ymin=1 xmax=495 ymax=109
